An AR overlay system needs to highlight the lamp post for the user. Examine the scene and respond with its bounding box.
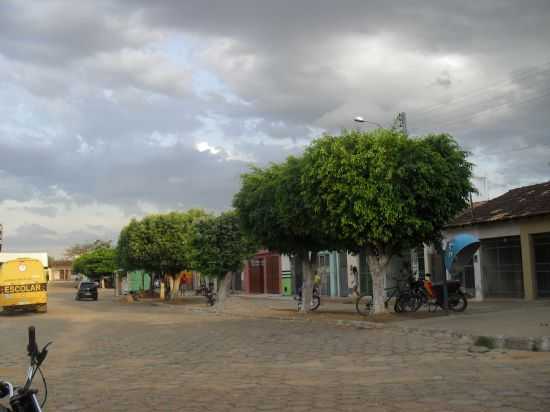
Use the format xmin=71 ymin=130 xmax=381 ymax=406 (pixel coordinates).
xmin=353 ymin=117 xmax=384 ymax=128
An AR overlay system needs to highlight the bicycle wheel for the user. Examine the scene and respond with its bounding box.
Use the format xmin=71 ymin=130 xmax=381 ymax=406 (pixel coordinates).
xmin=396 ymin=292 xmax=416 ymax=313
xmin=311 ymin=295 xmax=321 ymax=311
xmin=410 ymin=289 xmax=427 ymax=311
xmin=355 ymin=295 xmax=372 ymax=316
xmin=394 ymin=297 xmax=404 ymax=313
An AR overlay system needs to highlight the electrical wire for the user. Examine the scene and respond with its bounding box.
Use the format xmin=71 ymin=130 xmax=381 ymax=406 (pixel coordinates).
xmin=411 ymin=60 xmax=550 ymax=120
xmin=476 ymin=141 xmax=550 ymax=156
xmin=411 ymin=87 xmax=550 ymax=133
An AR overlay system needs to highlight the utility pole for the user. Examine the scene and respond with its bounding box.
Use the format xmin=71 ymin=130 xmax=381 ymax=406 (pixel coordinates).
xmin=0 ymin=224 xmax=3 ymax=252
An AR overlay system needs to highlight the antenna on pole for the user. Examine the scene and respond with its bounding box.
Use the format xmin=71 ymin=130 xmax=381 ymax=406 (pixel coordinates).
xmin=391 ymin=112 xmax=408 ymax=136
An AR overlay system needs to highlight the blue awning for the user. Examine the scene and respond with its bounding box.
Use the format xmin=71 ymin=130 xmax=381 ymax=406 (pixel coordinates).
xmin=444 ymin=233 xmax=480 ymax=272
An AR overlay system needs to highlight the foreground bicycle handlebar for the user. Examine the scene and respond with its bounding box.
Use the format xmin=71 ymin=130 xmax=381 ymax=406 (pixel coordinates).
xmin=0 ymin=327 xmax=52 ymax=412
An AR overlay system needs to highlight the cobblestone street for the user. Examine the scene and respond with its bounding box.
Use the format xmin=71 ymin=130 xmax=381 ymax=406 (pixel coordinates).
xmin=1 ymin=285 xmax=550 ymax=411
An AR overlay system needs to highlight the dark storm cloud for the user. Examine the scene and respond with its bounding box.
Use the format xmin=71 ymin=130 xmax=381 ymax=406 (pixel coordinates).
xmin=129 ymin=0 xmax=550 ymax=120
xmin=0 ymin=1 xmax=157 ymax=66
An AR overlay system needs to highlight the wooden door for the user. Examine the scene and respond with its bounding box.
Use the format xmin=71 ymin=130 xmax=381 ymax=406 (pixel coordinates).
xmin=249 ymin=259 xmax=264 ymax=293
xmin=265 ymin=255 xmax=280 ymax=294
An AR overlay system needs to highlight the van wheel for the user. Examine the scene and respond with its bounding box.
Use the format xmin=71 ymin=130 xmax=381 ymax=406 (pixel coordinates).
xmin=36 ymin=304 xmax=47 ymax=313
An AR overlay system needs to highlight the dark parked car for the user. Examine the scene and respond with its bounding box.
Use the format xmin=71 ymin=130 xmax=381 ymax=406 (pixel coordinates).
xmin=75 ymin=281 xmax=98 ymax=301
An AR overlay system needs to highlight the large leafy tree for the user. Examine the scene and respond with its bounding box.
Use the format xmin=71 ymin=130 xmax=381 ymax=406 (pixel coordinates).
xmin=233 ymin=156 xmax=333 ymax=312
xmin=116 ymin=209 xmax=209 ymax=299
xmin=191 ymin=211 xmax=257 ymax=310
xmin=301 ymin=129 xmax=474 ymax=313
xmin=72 ymin=246 xmax=118 ymax=280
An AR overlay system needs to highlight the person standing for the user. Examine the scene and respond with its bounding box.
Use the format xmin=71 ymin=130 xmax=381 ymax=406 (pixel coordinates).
xmin=350 ymin=265 xmax=359 ymax=301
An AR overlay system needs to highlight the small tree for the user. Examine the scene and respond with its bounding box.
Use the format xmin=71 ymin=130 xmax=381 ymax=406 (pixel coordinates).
xmin=301 ymin=129 xmax=475 ymax=313
xmin=233 ymin=157 xmax=332 ymax=312
xmin=72 ymin=246 xmax=118 ymax=281
xmin=116 ymin=210 xmax=209 ymax=299
xmin=191 ymin=211 xmax=257 ymax=310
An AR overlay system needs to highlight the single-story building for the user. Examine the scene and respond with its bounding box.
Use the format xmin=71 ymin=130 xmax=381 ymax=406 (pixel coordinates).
xmin=430 ymin=180 xmax=550 ymax=301
xmin=50 ymin=259 xmax=73 ymax=281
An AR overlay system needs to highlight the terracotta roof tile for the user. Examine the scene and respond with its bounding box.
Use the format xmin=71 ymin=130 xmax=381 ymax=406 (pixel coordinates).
xmin=447 ymin=180 xmax=550 ymax=227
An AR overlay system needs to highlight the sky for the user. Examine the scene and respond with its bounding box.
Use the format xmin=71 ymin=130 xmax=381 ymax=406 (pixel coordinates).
xmin=1 ymin=0 xmax=549 ymax=257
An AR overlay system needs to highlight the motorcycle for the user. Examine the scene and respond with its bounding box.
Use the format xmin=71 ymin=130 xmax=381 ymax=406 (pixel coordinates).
xmin=0 ymin=327 xmax=52 ymax=412
xmin=409 ymin=275 xmax=468 ymax=312
xmin=205 ymin=282 xmax=217 ymax=306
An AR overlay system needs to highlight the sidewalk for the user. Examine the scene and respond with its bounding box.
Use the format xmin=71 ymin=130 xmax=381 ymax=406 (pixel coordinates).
xmin=393 ymin=299 xmax=550 ymax=339
xmin=226 ymin=294 xmax=550 ymax=351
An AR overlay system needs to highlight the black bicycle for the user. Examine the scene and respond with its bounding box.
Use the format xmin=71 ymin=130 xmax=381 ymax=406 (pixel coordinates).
xmin=355 ymin=276 xmax=414 ymax=315
xmin=0 ymin=327 xmax=52 ymax=412
xmin=205 ymin=282 xmax=217 ymax=306
xmin=295 ymin=285 xmax=321 ymax=311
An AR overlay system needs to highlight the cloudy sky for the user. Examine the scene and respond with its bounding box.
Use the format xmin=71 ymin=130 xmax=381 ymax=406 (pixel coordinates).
xmin=1 ymin=0 xmax=549 ymax=256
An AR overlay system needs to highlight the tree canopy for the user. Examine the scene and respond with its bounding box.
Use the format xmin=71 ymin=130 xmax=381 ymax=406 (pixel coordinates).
xmin=116 ymin=209 xmax=209 ymax=276
xmin=233 ymin=156 xmax=331 ymax=257
xmin=301 ymin=129 xmax=474 ymax=255
xmin=72 ymin=246 xmax=118 ymax=280
xmin=191 ymin=211 xmax=257 ymax=280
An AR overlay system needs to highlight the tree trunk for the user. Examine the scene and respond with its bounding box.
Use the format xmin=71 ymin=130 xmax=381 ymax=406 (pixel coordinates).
xmin=367 ymin=254 xmax=390 ymax=314
xmin=215 ymin=272 xmax=233 ymax=312
xmin=171 ymin=272 xmax=184 ymax=300
xmin=150 ymin=272 xmax=155 ymax=298
xmin=300 ymin=252 xmax=317 ymax=313
xmin=165 ymin=273 xmax=175 ymax=300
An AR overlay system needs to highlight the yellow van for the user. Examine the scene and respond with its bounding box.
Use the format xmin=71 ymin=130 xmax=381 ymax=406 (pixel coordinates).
xmin=0 ymin=258 xmax=48 ymax=313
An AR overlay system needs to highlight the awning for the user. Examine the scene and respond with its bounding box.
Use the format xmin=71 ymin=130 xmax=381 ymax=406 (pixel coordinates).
xmin=444 ymin=233 xmax=480 ymax=272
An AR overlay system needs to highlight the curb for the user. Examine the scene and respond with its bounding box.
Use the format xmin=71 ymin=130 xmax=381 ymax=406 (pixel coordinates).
xmin=335 ymin=319 xmax=550 ymax=352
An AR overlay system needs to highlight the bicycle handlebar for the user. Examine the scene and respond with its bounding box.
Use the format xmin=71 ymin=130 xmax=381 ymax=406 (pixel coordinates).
xmin=27 ymin=327 xmax=37 ymax=360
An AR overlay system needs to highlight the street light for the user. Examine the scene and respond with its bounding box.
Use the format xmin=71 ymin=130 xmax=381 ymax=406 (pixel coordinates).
xmin=353 ymin=117 xmax=383 ymax=128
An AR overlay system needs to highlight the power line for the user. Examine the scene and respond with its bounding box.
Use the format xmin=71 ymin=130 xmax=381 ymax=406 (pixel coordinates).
xmin=413 ymin=87 xmax=550 ymax=133
xmin=474 ymin=140 xmax=550 ymax=157
xmin=411 ymin=60 xmax=550 ymax=120
xmin=413 ymin=74 xmax=550 ymax=129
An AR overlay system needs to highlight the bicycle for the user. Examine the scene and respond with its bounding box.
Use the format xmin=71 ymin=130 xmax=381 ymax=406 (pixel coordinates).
xmin=355 ymin=276 xmax=414 ymax=315
xmin=295 ymin=284 xmax=321 ymax=311
xmin=204 ymin=282 xmax=216 ymax=306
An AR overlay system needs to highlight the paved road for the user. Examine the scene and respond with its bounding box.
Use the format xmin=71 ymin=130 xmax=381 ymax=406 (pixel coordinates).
xmin=1 ymin=285 xmax=550 ymax=411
